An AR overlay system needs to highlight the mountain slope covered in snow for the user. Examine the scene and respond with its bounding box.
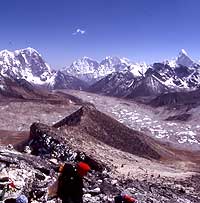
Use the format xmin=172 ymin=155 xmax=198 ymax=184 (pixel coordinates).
xmin=0 ymin=48 xmax=52 ymax=85
xmin=0 ymin=48 xmax=88 ymax=91
xmin=88 ymin=50 xmax=200 ymax=98
xmin=2 ymin=47 xmax=200 ymax=98
xmin=64 ymin=56 xmax=132 ymax=84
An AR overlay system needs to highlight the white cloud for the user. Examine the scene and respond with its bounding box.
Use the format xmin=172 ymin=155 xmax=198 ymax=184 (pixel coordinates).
xmin=72 ymin=28 xmax=86 ymax=35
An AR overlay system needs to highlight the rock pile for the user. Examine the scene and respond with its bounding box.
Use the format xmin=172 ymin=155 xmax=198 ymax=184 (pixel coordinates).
xmin=0 ymin=107 xmax=200 ymax=202
xmin=1 ymin=143 xmax=200 ymax=203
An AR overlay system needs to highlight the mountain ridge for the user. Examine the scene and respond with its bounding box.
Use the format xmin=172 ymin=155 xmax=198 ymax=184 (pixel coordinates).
xmin=1 ymin=47 xmax=200 ymax=99
xmin=88 ymin=50 xmax=200 ymax=98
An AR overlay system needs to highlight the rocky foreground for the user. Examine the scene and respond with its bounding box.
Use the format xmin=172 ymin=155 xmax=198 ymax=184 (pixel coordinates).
xmin=0 ymin=106 xmax=200 ymax=203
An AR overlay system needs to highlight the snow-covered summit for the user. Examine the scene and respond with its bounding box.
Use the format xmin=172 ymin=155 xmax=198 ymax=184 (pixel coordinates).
xmin=0 ymin=47 xmax=52 ymax=85
xmin=176 ymin=49 xmax=194 ymax=67
xmin=65 ymin=50 xmax=196 ymax=86
xmin=180 ymin=49 xmax=188 ymax=56
xmin=165 ymin=49 xmax=195 ymax=68
xmin=64 ymin=56 xmax=132 ymax=84
xmin=128 ymin=62 xmax=149 ymax=77
xmin=14 ymin=47 xmax=41 ymax=56
xmin=88 ymin=49 xmax=200 ymax=98
xmin=0 ymin=47 xmax=91 ymax=90
xmin=70 ymin=57 xmax=99 ymax=74
xmin=64 ymin=57 xmax=100 ymax=84
xmin=148 ymin=49 xmax=200 ymax=91
xmin=2 ymin=47 xmax=200 ymax=94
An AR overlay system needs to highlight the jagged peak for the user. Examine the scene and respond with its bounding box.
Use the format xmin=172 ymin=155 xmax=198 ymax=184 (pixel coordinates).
xmin=80 ymin=56 xmax=98 ymax=61
xmin=103 ymin=56 xmax=120 ymax=60
xmin=14 ymin=47 xmax=41 ymax=56
xmin=176 ymin=49 xmax=194 ymax=67
xmin=178 ymin=49 xmax=189 ymax=57
xmin=105 ymin=56 xmax=114 ymax=60
xmin=120 ymin=57 xmax=130 ymax=64
xmin=0 ymin=49 xmax=14 ymax=56
xmin=179 ymin=49 xmax=188 ymax=56
xmin=100 ymin=56 xmax=122 ymax=66
xmin=73 ymin=56 xmax=97 ymax=63
xmin=25 ymin=47 xmax=40 ymax=54
xmin=82 ymin=56 xmax=93 ymax=60
xmin=0 ymin=47 xmax=42 ymax=58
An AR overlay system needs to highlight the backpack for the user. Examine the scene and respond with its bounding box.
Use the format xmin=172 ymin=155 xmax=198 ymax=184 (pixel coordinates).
xmin=57 ymin=164 xmax=83 ymax=199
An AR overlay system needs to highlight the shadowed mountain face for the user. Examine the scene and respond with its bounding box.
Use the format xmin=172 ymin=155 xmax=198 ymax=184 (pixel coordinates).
xmin=0 ymin=75 xmax=44 ymax=99
xmin=52 ymin=105 xmax=167 ymax=160
xmin=51 ymin=70 xmax=89 ymax=90
xmin=87 ymin=69 xmax=172 ymax=99
xmin=126 ymin=74 xmax=170 ymax=98
xmin=0 ymin=74 xmax=80 ymax=105
xmin=149 ymin=88 xmax=200 ymax=108
xmin=87 ymin=71 xmax=137 ymax=97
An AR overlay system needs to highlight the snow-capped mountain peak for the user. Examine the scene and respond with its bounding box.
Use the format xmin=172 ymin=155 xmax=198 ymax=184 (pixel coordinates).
xmin=164 ymin=49 xmax=195 ymax=68
xmin=0 ymin=50 xmax=16 ymax=65
xmin=64 ymin=57 xmax=100 ymax=84
xmin=71 ymin=56 xmax=97 ymax=66
xmin=64 ymin=56 xmax=131 ymax=84
xmin=2 ymin=47 xmax=200 ymax=95
xmin=120 ymin=57 xmax=131 ymax=66
xmin=0 ymin=49 xmax=14 ymax=55
xmin=180 ymin=48 xmax=188 ymax=56
xmin=128 ymin=62 xmax=149 ymax=77
xmin=101 ymin=56 xmax=122 ymax=66
xmin=70 ymin=57 xmax=99 ymax=73
xmin=0 ymin=47 xmax=52 ymax=85
xmin=176 ymin=49 xmax=194 ymax=67
xmin=14 ymin=47 xmax=41 ymax=56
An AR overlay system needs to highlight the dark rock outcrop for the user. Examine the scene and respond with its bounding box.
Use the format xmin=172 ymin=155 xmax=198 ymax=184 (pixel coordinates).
xmin=165 ymin=113 xmax=191 ymax=121
xmin=29 ymin=122 xmax=103 ymax=171
xmin=1 ymin=146 xmax=200 ymax=203
xmin=29 ymin=123 xmax=71 ymax=161
xmin=149 ymin=89 xmax=200 ymax=108
xmin=87 ymin=71 xmax=137 ymax=97
xmin=52 ymin=70 xmax=89 ymax=90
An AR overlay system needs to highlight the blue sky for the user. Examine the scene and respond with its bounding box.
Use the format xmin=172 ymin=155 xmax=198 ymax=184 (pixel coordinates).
xmin=0 ymin=0 xmax=200 ymax=68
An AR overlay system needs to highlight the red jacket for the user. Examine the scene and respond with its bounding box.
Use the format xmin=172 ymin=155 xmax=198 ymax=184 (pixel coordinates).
xmin=123 ymin=194 xmax=136 ymax=203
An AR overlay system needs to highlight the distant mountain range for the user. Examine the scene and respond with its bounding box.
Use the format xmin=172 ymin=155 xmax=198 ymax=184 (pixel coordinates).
xmin=65 ymin=56 xmax=131 ymax=84
xmin=1 ymin=47 xmax=200 ymax=100
xmin=88 ymin=49 xmax=200 ymax=98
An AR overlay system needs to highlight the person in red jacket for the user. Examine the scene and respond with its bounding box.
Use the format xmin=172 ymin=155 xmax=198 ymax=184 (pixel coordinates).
xmin=114 ymin=194 xmax=136 ymax=203
xmin=57 ymin=161 xmax=91 ymax=203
